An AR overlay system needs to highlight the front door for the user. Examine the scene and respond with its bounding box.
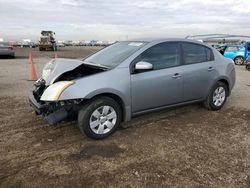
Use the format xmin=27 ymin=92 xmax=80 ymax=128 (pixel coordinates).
xmin=130 ymin=42 xmax=183 ymax=113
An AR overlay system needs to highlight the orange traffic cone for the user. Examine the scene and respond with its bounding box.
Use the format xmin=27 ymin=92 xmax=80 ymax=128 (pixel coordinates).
xmin=54 ymin=53 xmax=58 ymax=58
xmin=28 ymin=52 xmax=38 ymax=81
xmin=28 ymin=51 xmax=33 ymax=64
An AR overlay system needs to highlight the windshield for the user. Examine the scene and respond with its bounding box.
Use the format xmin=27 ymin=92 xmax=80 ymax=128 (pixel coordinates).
xmin=84 ymin=41 xmax=147 ymax=68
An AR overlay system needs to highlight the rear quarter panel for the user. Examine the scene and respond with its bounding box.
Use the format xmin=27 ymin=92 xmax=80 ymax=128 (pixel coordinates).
xmin=214 ymin=49 xmax=235 ymax=93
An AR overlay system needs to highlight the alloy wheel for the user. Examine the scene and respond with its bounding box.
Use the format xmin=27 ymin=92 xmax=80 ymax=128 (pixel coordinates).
xmin=89 ymin=105 xmax=117 ymax=134
xmin=213 ymin=87 xmax=226 ymax=107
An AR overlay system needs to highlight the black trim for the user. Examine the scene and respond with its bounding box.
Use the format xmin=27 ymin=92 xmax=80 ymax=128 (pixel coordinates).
xmin=28 ymin=91 xmax=47 ymax=114
xmin=132 ymin=98 xmax=203 ymax=117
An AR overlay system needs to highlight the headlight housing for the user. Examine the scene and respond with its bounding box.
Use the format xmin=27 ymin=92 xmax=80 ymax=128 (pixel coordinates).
xmin=40 ymin=81 xmax=75 ymax=101
xmin=42 ymin=59 xmax=56 ymax=80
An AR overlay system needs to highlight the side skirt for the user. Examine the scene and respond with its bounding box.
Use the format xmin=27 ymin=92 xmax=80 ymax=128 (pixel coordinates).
xmin=132 ymin=99 xmax=203 ymax=117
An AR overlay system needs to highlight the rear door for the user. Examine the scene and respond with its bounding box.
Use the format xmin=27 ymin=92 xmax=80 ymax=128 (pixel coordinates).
xmin=181 ymin=42 xmax=217 ymax=101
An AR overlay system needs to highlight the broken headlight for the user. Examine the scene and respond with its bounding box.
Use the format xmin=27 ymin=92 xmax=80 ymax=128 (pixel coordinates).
xmin=40 ymin=81 xmax=75 ymax=101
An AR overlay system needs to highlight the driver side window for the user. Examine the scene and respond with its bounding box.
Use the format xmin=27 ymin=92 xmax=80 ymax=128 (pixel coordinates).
xmin=134 ymin=42 xmax=180 ymax=70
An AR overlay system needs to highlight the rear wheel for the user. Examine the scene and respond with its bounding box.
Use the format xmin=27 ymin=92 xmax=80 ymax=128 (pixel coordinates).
xmin=78 ymin=97 xmax=122 ymax=139
xmin=204 ymin=81 xmax=228 ymax=110
xmin=234 ymin=56 xmax=244 ymax=65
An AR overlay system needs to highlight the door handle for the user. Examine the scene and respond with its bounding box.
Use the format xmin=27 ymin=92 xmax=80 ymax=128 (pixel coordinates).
xmin=208 ymin=67 xmax=215 ymax=71
xmin=172 ymin=73 xmax=182 ymax=79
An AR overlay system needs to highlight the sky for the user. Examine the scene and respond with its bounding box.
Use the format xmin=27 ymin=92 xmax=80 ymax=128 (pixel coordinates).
xmin=0 ymin=0 xmax=250 ymax=41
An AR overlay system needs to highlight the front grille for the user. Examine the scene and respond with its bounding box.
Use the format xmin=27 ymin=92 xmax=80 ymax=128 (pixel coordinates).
xmin=41 ymin=38 xmax=49 ymax=43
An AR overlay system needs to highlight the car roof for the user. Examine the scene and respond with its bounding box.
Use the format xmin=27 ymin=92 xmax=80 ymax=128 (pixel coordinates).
xmin=129 ymin=38 xmax=200 ymax=42
xmin=126 ymin=38 xmax=213 ymax=48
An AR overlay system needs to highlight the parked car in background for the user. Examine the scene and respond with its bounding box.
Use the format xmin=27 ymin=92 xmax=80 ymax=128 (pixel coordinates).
xmin=29 ymin=39 xmax=235 ymax=139
xmin=21 ymin=39 xmax=37 ymax=48
xmin=216 ymin=44 xmax=249 ymax=65
xmin=57 ymin=42 xmax=65 ymax=47
xmin=0 ymin=42 xmax=15 ymax=58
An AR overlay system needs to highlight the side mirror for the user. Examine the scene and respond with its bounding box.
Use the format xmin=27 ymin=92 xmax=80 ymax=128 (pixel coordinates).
xmin=135 ymin=61 xmax=153 ymax=71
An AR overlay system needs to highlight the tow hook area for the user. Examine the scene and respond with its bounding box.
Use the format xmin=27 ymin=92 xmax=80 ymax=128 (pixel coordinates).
xmin=44 ymin=108 xmax=68 ymax=125
xmin=29 ymin=88 xmax=85 ymax=125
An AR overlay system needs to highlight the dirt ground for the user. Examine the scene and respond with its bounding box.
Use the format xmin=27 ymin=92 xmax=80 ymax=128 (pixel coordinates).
xmin=0 ymin=47 xmax=250 ymax=188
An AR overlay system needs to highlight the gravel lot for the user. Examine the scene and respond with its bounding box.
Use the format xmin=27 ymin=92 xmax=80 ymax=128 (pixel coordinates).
xmin=0 ymin=47 xmax=250 ymax=187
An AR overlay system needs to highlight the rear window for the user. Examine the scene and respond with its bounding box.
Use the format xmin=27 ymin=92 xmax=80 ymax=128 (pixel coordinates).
xmin=182 ymin=43 xmax=214 ymax=64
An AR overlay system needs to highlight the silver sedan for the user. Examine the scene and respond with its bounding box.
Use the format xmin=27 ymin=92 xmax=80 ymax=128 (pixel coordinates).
xmin=28 ymin=38 xmax=235 ymax=139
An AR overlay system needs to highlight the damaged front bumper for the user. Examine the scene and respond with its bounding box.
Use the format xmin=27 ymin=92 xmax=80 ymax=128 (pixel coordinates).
xmin=28 ymin=79 xmax=81 ymax=125
xmin=28 ymin=91 xmax=47 ymax=115
xmin=28 ymin=91 xmax=69 ymax=125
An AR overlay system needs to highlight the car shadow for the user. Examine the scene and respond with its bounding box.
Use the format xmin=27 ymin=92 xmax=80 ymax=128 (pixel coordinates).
xmin=120 ymin=103 xmax=205 ymax=130
xmin=0 ymin=55 xmax=15 ymax=59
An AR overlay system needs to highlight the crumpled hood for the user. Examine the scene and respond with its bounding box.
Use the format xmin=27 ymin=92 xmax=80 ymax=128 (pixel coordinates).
xmin=44 ymin=58 xmax=84 ymax=85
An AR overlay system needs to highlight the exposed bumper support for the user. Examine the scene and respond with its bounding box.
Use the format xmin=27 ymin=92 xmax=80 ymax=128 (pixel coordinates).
xmin=44 ymin=108 xmax=68 ymax=125
xmin=28 ymin=91 xmax=69 ymax=125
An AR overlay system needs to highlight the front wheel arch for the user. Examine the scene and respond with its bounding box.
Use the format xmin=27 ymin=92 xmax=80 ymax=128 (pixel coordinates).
xmin=88 ymin=93 xmax=125 ymax=122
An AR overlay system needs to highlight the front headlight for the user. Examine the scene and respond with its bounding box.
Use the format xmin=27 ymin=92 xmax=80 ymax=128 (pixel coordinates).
xmin=42 ymin=59 xmax=56 ymax=80
xmin=40 ymin=81 xmax=75 ymax=101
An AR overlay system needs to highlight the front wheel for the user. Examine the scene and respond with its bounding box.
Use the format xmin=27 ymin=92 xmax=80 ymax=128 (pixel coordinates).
xmin=234 ymin=56 xmax=244 ymax=65
xmin=78 ymin=97 xmax=122 ymax=139
xmin=204 ymin=81 xmax=228 ymax=110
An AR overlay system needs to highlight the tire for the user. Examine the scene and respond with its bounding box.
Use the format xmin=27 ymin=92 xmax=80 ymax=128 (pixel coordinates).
xmin=78 ymin=97 xmax=122 ymax=139
xmin=246 ymin=64 xmax=250 ymax=71
xmin=204 ymin=81 xmax=228 ymax=111
xmin=234 ymin=56 xmax=244 ymax=65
